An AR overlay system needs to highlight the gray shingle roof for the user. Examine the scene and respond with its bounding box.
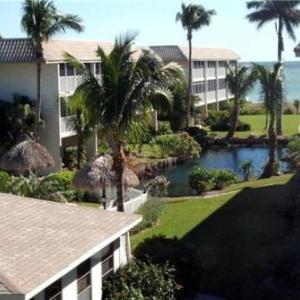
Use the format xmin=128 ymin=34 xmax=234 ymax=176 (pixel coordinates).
xmin=150 ymin=45 xmax=240 ymax=61
xmin=0 ymin=193 xmax=141 ymax=296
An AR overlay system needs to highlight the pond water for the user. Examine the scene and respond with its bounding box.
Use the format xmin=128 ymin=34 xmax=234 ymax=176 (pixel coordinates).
xmin=160 ymin=147 xmax=293 ymax=197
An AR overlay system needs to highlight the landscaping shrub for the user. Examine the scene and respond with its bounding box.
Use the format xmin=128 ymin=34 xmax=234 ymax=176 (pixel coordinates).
xmin=0 ymin=170 xmax=11 ymax=192
xmin=45 ymin=170 xmax=75 ymax=191
xmin=134 ymin=235 xmax=203 ymax=292
xmin=132 ymin=198 xmax=163 ymax=234
xmin=157 ymin=121 xmax=173 ymax=135
xmin=240 ymin=160 xmax=253 ymax=181
xmin=184 ymin=126 xmax=210 ymax=147
xmin=102 ymin=259 xmax=176 ymax=300
xmin=288 ymin=137 xmax=300 ymax=155
xmin=62 ymin=146 xmax=77 ymax=170
xmin=154 ymin=132 xmax=201 ymax=159
xmin=240 ymin=102 xmax=266 ymax=115
xmin=188 ymin=167 xmax=237 ymax=194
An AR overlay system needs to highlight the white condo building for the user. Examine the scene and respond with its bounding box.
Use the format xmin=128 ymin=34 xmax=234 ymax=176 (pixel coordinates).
xmin=0 ymin=39 xmax=239 ymax=171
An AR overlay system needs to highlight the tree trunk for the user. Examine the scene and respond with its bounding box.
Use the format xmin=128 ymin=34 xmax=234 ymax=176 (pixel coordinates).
xmin=264 ymin=113 xmax=269 ymax=130
xmin=77 ymin=134 xmax=84 ymax=169
xmin=261 ymin=111 xmax=278 ymax=178
xmin=107 ymin=132 xmax=126 ymax=212
xmin=186 ymin=30 xmax=192 ymax=127
xmin=34 ymin=44 xmax=43 ymax=142
xmin=276 ymin=18 xmax=284 ymax=136
xmin=226 ymin=99 xmax=239 ymax=139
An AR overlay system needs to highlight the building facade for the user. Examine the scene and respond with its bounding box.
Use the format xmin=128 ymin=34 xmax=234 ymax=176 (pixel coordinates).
xmin=150 ymin=45 xmax=240 ymax=111
xmin=0 ymin=193 xmax=141 ymax=300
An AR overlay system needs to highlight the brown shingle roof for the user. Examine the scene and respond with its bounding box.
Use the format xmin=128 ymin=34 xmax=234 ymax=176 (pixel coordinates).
xmin=150 ymin=45 xmax=240 ymax=61
xmin=0 ymin=38 xmax=144 ymax=63
xmin=0 ymin=193 xmax=141 ymax=296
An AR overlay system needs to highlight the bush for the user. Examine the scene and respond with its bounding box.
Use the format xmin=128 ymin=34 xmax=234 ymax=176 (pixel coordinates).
xmin=188 ymin=167 xmax=237 ymax=194
xmin=45 ymin=170 xmax=75 ymax=191
xmin=240 ymin=160 xmax=253 ymax=181
xmin=288 ymin=137 xmax=300 ymax=155
xmin=102 ymin=259 xmax=176 ymax=300
xmin=132 ymin=198 xmax=163 ymax=233
xmin=240 ymin=102 xmax=266 ymax=115
xmin=157 ymin=121 xmax=173 ymax=135
xmin=0 ymin=170 xmax=11 ymax=192
xmin=134 ymin=235 xmax=203 ymax=292
xmin=154 ymin=132 xmax=201 ymax=159
xmin=62 ymin=147 xmax=77 ymax=170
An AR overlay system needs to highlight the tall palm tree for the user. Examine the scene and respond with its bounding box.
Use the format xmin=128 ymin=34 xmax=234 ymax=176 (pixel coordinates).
xmin=176 ymin=3 xmax=215 ymax=127
xmin=225 ymin=64 xmax=257 ymax=139
xmin=66 ymin=33 xmax=183 ymax=211
xmin=67 ymin=91 xmax=93 ymax=169
xmin=21 ymin=0 xmax=84 ymax=141
xmin=246 ymin=0 xmax=300 ymax=135
xmin=255 ymin=63 xmax=282 ymax=178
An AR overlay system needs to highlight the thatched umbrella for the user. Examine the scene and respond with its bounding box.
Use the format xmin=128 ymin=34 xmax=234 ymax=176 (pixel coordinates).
xmin=122 ymin=166 xmax=140 ymax=188
xmin=0 ymin=140 xmax=54 ymax=173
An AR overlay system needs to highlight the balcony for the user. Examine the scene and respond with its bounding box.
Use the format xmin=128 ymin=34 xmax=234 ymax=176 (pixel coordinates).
xmin=60 ymin=116 xmax=76 ymax=138
xmin=192 ymin=68 xmax=204 ymax=80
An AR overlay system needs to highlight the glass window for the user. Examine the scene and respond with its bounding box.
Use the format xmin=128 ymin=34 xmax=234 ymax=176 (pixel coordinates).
xmin=66 ymin=64 xmax=75 ymax=76
xmin=45 ymin=280 xmax=62 ymax=300
xmin=59 ymin=63 xmax=66 ymax=77
xmin=84 ymin=63 xmax=93 ymax=73
xmin=193 ymin=61 xmax=204 ymax=69
xmin=95 ymin=63 xmax=101 ymax=75
xmin=219 ymin=79 xmax=226 ymax=89
xmin=219 ymin=61 xmax=226 ymax=68
xmin=77 ymin=260 xmax=91 ymax=300
xmin=208 ymin=79 xmax=216 ymax=91
xmin=208 ymin=61 xmax=216 ymax=68
xmin=193 ymin=81 xmax=205 ymax=94
xmin=101 ymin=243 xmax=114 ymax=280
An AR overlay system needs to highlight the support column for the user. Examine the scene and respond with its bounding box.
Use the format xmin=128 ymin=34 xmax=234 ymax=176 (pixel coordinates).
xmin=62 ymin=269 xmax=77 ymax=300
xmin=113 ymin=238 xmax=121 ymax=272
xmin=91 ymin=253 xmax=102 ymax=300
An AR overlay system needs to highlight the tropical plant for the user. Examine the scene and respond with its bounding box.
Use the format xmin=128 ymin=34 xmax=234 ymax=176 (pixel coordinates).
xmin=246 ymin=0 xmax=300 ymax=135
xmin=176 ymin=3 xmax=215 ymax=125
xmin=21 ymin=0 xmax=84 ymax=140
xmin=67 ymin=91 xmax=93 ymax=168
xmin=240 ymin=160 xmax=253 ymax=181
xmin=255 ymin=63 xmax=283 ymax=177
xmin=65 ymin=33 xmax=183 ymax=211
xmin=0 ymin=171 xmax=11 ymax=193
xmin=294 ymin=99 xmax=300 ymax=114
xmin=225 ymin=64 xmax=257 ymax=139
xmin=102 ymin=259 xmax=176 ymax=300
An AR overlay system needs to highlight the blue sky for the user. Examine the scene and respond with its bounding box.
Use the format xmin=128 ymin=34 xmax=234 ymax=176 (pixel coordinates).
xmin=1 ymin=0 xmax=300 ymax=62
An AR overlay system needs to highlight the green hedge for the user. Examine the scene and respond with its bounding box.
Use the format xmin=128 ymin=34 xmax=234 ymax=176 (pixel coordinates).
xmin=0 ymin=170 xmax=11 ymax=192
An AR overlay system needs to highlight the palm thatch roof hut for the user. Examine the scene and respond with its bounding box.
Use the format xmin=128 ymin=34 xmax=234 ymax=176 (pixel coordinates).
xmin=0 ymin=140 xmax=54 ymax=173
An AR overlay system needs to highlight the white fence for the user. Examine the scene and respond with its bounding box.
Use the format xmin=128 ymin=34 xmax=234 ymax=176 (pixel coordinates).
xmin=107 ymin=188 xmax=148 ymax=213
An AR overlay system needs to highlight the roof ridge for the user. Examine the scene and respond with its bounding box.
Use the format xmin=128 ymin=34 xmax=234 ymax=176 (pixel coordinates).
xmin=0 ymin=273 xmax=21 ymax=294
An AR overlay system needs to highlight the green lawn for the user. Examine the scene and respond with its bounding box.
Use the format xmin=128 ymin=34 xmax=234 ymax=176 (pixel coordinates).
xmin=132 ymin=173 xmax=300 ymax=298
xmin=207 ymin=114 xmax=300 ymax=138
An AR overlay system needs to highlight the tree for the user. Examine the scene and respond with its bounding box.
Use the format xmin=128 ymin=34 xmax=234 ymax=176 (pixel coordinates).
xmin=225 ymin=64 xmax=257 ymax=139
xmin=21 ymin=0 xmax=83 ymax=141
xmin=246 ymin=0 xmax=300 ymax=135
xmin=294 ymin=99 xmax=300 ymax=114
xmin=67 ymin=91 xmax=93 ymax=169
xmin=255 ymin=63 xmax=282 ymax=178
xmin=66 ymin=33 xmax=183 ymax=211
xmin=176 ymin=3 xmax=215 ymax=126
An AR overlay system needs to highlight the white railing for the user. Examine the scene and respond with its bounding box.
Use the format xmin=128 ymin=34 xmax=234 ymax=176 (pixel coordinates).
xmin=206 ymin=68 xmax=216 ymax=78
xmin=218 ymin=89 xmax=227 ymax=100
xmin=107 ymin=188 xmax=148 ymax=213
xmin=60 ymin=116 xmax=76 ymax=137
xmin=192 ymin=68 xmax=205 ymax=79
xmin=218 ymin=67 xmax=226 ymax=77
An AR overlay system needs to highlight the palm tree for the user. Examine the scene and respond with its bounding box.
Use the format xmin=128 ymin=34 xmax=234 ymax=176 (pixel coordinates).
xmin=255 ymin=63 xmax=282 ymax=178
xmin=67 ymin=91 xmax=93 ymax=169
xmin=225 ymin=64 xmax=257 ymax=139
xmin=246 ymin=0 xmax=300 ymax=135
xmin=21 ymin=0 xmax=84 ymax=141
xmin=176 ymin=3 xmax=215 ymax=127
xmin=66 ymin=33 xmax=183 ymax=211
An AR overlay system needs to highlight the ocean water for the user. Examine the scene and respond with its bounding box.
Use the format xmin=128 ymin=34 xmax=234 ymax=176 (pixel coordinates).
xmin=243 ymin=61 xmax=300 ymax=102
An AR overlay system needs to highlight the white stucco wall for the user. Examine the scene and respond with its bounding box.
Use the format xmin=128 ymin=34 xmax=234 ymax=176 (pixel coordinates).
xmin=0 ymin=63 xmax=61 ymax=172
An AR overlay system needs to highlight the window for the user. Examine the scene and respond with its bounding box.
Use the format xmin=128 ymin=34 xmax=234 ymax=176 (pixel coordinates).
xmin=207 ymin=61 xmax=216 ymax=68
xmin=192 ymin=61 xmax=204 ymax=69
xmin=77 ymin=260 xmax=91 ymax=300
xmin=95 ymin=63 xmax=101 ymax=75
xmin=219 ymin=78 xmax=226 ymax=89
xmin=229 ymin=60 xmax=237 ymax=67
xmin=59 ymin=63 xmax=66 ymax=77
xmin=192 ymin=81 xmax=205 ymax=94
xmin=66 ymin=64 xmax=75 ymax=76
xmin=219 ymin=61 xmax=226 ymax=68
xmin=84 ymin=63 xmax=93 ymax=73
xmin=101 ymin=243 xmax=114 ymax=280
xmin=208 ymin=79 xmax=216 ymax=91
xmin=45 ymin=280 xmax=62 ymax=300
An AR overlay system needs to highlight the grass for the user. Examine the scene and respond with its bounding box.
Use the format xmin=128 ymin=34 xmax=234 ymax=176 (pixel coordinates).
xmin=207 ymin=114 xmax=300 ymax=138
xmin=131 ymin=173 xmax=299 ymax=298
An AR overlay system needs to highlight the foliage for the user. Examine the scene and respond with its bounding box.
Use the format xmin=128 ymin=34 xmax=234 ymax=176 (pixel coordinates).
xmin=102 ymin=259 xmax=176 ymax=300
xmin=288 ymin=136 xmax=300 ymax=155
xmin=240 ymin=102 xmax=266 ymax=115
xmin=206 ymin=111 xmax=251 ymax=131
xmin=157 ymin=121 xmax=173 ymax=135
xmin=44 ymin=170 xmax=75 ymax=191
xmin=188 ymin=167 xmax=237 ymax=194
xmin=153 ymin=132 xmax=201 ymax=158
xmin=0 ymin=170 xmax=11 ymax=192
xmin=7 ymin=175 xmax=74 ymax=202
xmin=62 ymin=147 xmax=78 ymax=170
xmin=132 ymin=198 xmax=163 ymax=234
xmin=134 ymin=235 xmax=203 ymax=292
xmin=239 ymin=160 xmax=253 ymax=181
xmin=294 ymin=99 xmax=300 ymax=114
xmin=0 ymin=95 xmax=36 ymax=153
xmin=184 ymin=126 xmax=210 ymax=148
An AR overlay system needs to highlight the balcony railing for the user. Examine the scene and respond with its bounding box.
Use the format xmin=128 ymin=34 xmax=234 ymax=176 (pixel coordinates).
xmin=60 ymin=116 xmax=76 ymax=138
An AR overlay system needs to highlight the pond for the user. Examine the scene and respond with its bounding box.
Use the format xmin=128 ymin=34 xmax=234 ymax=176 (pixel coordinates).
xmin=160 ymin=147 xmax=293 ymax=197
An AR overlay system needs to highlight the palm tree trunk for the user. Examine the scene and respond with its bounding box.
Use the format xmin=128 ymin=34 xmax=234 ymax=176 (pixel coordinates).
xmin=35 ymin=44 xmax=43 ymax=142
xmin=261 ymin=111 xmax=278 ymax=178
xmin=77 ymin=134 xmax=84 ymax=169
xmin=186 ymin=30 xmax=192 ymax=127
xmin=276 ymin=18 xmax=284 ymax=136
xmin=226 ymin=99 xmax=239 ymax=139
xmin=264 ymin=113 xmax=269 ymax=130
